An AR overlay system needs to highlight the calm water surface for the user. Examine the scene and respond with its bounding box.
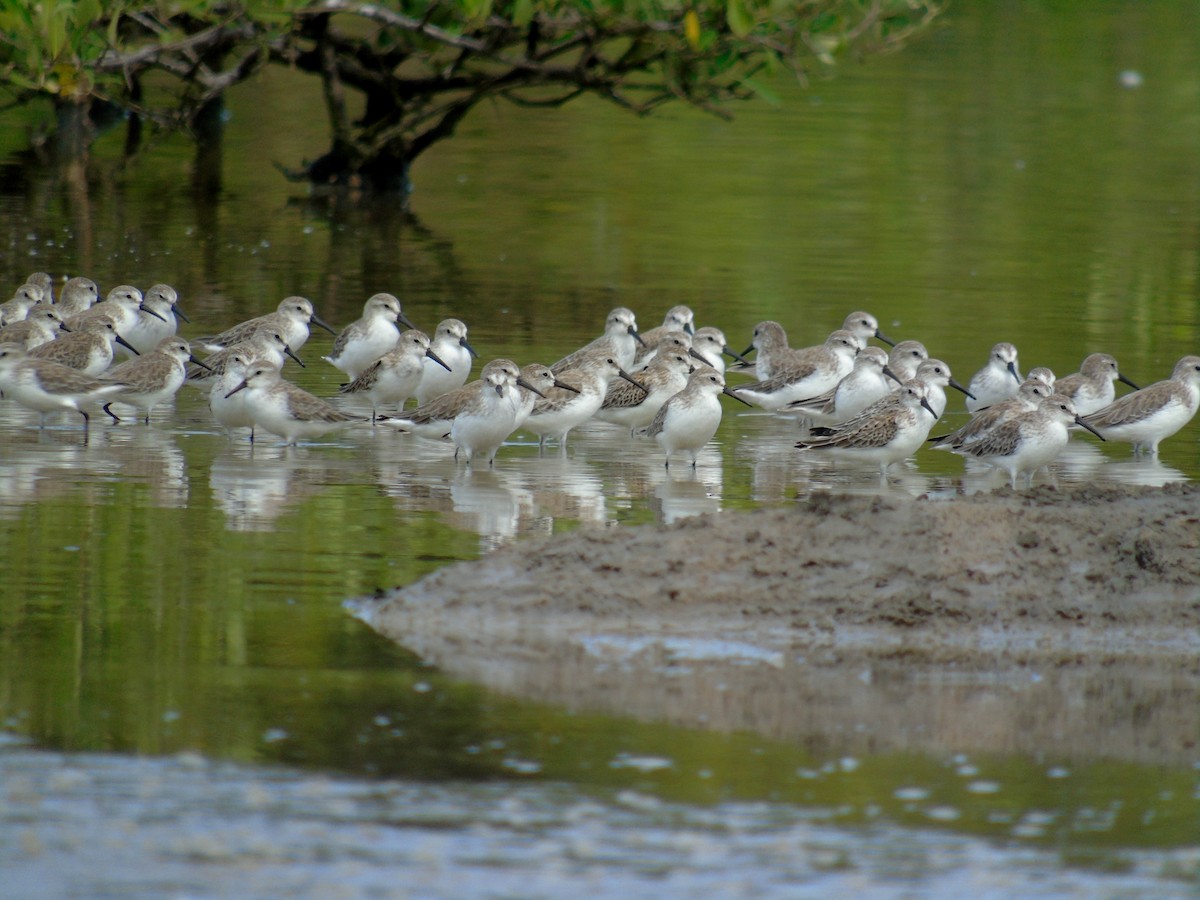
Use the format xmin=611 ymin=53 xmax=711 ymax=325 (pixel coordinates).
xmin=1 ymin=2 xmax=1199 ymax=895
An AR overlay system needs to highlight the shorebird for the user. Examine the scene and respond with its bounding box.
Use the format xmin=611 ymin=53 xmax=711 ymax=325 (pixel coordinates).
xmin=731 ymin=330 xmax=861 ymax=410
xmin=551 ymin=307 xmax=643 ymax=374
xmin=64 ymin=284 xmax=155 ymax=338
xmin=839 ymin=310 xmax=896 ymax=348
xmin=225 ymin=364 xmax=366 ymax=445
xmin=448 ymin=360 xmax=543 ymax=463
xmin=634 ymin=305 xmax=695 ymax=366
xmin=1053 ymin=353 xmax=1139 ymax=416
xmin=323 ymin=293 xmax=415 ymax=379
xmin=738 ymin=320 xmax=791 ymax=380
xmin=102 ymin=337 xmax=204 ymax=424
xmin=631 ymin=329 xmax=694 ymax=372
xmin=795 ymin=381 xmax=939 ymax=477
xmin=207 ymin=350 xmax=260 ymax=441
xmin=885 ymin=340 xmax=930 ymax=386
xmin=195 ymin=296 xmax=334 ymax=354
xmin=594 ymin=349 xmax=693 ymax=433
xmin=29 ymin=318 xmax=138 ymax=375
xmin=966 ymin=342 xmax=1023 ymax=412
xmin=382 ymin=360 xmax=543 ymax=465
xmin=124 ymin=283 xmax=186 ymax=355
xmin=0 ymin=284 xmax=43 ymax=326
xmin=187 ymin=330 xmax=304 ymax=387
xmin=1027 ymin=366 xmax=1056 ymax=390
xmin=787 ymin=346 xmax=899 ymax=426
xmin=23 ymin=272 xmax=55 ymax=305
xmin=953 ymin=395 xmax=1106 ymax=488
xmin=0 ymin=306 xmax=68 ymax=350
xmin=688 ymin=326 xmax=749 ymax=375
xmin=54 ymin=276 xmax=100 ymax=318
xmin=928 ymin=378 xmax=1054 ymax=450
xmin=0 ymin=342 xmax=129 ymax=429
xmin=1079 ymin=355 xmax=1200 ymax=454
xmin=339 ymin=329 xmax=449 ymax=421
xmin=512 ymin=363 xmax=580 ymax=429
xmin=525 ymin=353 xmax=645 ymax=448
xmin=644 ymin=365 xmax=748 ymax=467
xmin=911 ymin=358 xmax=974 ymax=420
xmin=414 ymin=318 xmax=476 ymax=406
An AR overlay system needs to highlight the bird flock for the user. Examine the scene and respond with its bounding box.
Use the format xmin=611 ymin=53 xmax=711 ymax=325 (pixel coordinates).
xmin=1 ymin=272 xmax=1198 ymax=489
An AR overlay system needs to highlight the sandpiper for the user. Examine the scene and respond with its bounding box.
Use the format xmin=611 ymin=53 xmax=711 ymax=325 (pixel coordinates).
xmin=323 ymin=293 xmax=415 ymax=379
xmin=912 ymin=358 xmax=974 ymax=420
xmin=795 ymin=381 xmax=939 ymax=477
xmin=1027 ymin=366 xmax=1056 ymax=390
xmin=0 ymin=342 xmax=129 ymax=429
xmin=966 ymin=342 xmax=1023 ymax=412
xmin=689 ymin=326 xmax=749 ymax=375
xmin=382 ymin=360 xmax=541 ymax=463
xmin=414 ymin=318 xmax=477 ymax=406
xmin=1079 ymin=355 xmax=1200 ymax=454
xmin=512 ymin=363 xmax=580 ymax=429
xmin=225 ymin=364 xmax=366 ymax=445
xmin=631 ymin=329 xmax=694 ymax=372
xmin=1053 ymin=353 xmax=1139 ymax=416
xmin=595 ymin=349 xmax=693 ymax=433
xmin=0 ymin=284 xmax=43 ymax=326
xmin=123 ymin=283 xmax=185 ymax=355
xmin=449 ymin=360 xmax=543 ymax=464
xmin=787 ymin=346 xmax=898 ymax=426
xmin=731 ymin=330 xmax=861 ymax=410
xmin=0 ymin=306 xmax=68 ymax=350
xmin=54 ymin=276 xmax=100 ymax=318
xmin=64 ymin=285 xmax=154 ymax=337
xmin=885 ymin=340 xmax=930 ymax=386
xmin=551 ymin=307 xmax=642 ymax=374
xmin=196 ymin=295 xmax=334 ymax=354
xmin=953 ymin=395 xmax=1106 ymax=488
xmin=644 ymin=365 xmax=747 ymax=468
xmin=526 ymin=353 xmax=645 ymax=448
xmin=339 ymin=329 xmax=449 ymax=421
xmin=839 ymin=310 xmax=896 ymax=348
xmin=634 ymin=305 xmax=695 ymax=366
xmin=103 ymin=336 xmax=202 ymax=424
xmin=928 ymin=378 xmax=1053 ymax=450
xmin=29 ymin=318 xmax=138 ymax=375
xmin=23 ymin=272 xmax=55 ymax=305
xmin=738 ymin=320 xmax=791 ymax=380
xmin=208 ymin=350 xmax=261 ymax=441
xmin=187 ymin=330 xmax=304 ymax=387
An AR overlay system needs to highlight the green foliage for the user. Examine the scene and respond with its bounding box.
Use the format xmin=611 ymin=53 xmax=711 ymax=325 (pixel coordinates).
xmin=0 ymin=0 xmax=112 ymax=97
xmin=0 ymin=0 xmax=940 ymax=180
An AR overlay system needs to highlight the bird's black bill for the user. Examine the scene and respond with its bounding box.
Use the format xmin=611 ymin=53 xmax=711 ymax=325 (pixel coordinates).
xmin=723 ymin=387 xmax=753 ymax=407
xmin=1075 ymin=416 xmax=1106 ymax=441
xmin=949 ymin=378 xmax=976 ymax=399
xmin=516 ymin=376 xmax=546 ymax=399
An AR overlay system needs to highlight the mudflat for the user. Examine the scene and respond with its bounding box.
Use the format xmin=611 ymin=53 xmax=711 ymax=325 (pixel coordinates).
xmin=356 ymin=483 xmax=1200 ymax=765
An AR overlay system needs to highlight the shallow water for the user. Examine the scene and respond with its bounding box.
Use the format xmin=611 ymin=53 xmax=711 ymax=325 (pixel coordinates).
xmin=1 ymin=2 xmax=1199 ymax=895
xmin=3 ymin=735 xmax=1197 ymax=899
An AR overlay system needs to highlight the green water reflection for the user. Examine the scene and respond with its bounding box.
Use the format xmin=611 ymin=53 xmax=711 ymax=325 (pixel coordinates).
xmin=1 ymin=0 xmax=1199 ymax=875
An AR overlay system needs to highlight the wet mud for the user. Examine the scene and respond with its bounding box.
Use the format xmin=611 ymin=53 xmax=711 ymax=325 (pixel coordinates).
xmin=358 ymin=483 xmax=1200 ymax=764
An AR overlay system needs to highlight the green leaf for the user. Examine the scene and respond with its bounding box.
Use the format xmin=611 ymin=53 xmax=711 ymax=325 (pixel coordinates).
xmin=740 ymin=75 xmax=779 ymax=105
xmin=726 ymin=0 xmax=753 ymax=37
xmin=463 ymin=0 xmax=494 ymax=21
xmin=511 ymin=0 xmax=535 ymax=27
